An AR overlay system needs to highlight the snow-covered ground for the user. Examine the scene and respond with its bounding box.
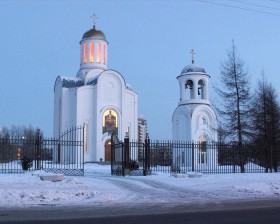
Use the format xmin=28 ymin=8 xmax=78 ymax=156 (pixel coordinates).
xmin=1 ymin=163 xmax=280 ymax=208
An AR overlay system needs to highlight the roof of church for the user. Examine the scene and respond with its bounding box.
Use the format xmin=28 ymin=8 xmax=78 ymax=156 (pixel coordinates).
xmin=181 ymin=64 xmax=206 ymax=75
xmin=82 ymin=26 xmax=107 ymax=41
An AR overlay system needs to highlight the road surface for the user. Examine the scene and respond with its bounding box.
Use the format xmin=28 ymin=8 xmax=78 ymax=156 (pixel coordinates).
xmin=0 ymin=200 xmax=280 ymax=224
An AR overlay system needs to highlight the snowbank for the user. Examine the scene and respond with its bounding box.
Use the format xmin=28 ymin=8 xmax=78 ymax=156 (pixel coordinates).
xmin=0 ymin=163 xmax=280 ymax=208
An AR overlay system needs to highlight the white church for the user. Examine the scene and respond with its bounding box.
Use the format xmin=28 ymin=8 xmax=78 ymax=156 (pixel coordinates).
xmin=172 ymin=53 xmax=218 ymax=166
xmin=53 ymin=17 xmax=218 ymax=166
xmin=53 ymin=22 xmax=138 ymax=163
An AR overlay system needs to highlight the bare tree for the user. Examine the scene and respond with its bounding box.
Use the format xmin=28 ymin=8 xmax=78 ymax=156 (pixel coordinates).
xmin=1 ymin=125 xmax=42 ymax=138
xmin=215 ymin=41 xmax=251 ymax=172
xmin=0 ymin=126 xmax=10 ymax=138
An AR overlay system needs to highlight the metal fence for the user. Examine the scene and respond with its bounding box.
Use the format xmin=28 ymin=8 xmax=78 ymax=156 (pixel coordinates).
xmin=0 ymin=126 xmax=84 ymax=176
xmin=111 ymin=137 xmax=280 ymax=175
xmin=111 ymin=135 xmax=151 ymax=176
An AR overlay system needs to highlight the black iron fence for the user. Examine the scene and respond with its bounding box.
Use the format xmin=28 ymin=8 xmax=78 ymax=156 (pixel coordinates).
xmin=0 ymin=126 xmax=84 ymax=176
xmin=111 ymin=134 xmax=151 ymax=176
xmin=111 ymin=137 xmax=280 ymax=175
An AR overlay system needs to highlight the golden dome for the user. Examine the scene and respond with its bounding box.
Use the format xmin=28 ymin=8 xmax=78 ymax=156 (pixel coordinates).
xmin=82 ymin=26 xmax=107 ymax=41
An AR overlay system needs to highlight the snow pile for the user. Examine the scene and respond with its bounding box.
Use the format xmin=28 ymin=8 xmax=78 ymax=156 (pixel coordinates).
xmin=0 ymin=164 xmax=280 ymax=208
xmin=0 ymin=172 xmax=96 ymax=207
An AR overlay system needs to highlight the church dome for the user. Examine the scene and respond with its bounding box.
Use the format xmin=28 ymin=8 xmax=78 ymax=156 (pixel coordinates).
xmin=181 ymin=64 xmax=206 ymax=75
xmin=82 ymin=26 xmax=107 ymax=41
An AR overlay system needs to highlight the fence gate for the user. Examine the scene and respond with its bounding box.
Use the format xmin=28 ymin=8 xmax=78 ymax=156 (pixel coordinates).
xmin=111 ymin=134 xmax=151 ymax=176
xmin=0 ymin=126 xmax=84 ymax=176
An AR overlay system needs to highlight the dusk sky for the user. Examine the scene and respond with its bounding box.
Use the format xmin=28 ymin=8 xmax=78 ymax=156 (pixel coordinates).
xmin=0 ymin=0 xmax=279 ymax=139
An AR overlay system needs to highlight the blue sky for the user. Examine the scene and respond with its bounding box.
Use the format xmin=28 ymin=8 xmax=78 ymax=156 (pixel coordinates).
xmin=0 ymin=0 xmax=280 ymax=139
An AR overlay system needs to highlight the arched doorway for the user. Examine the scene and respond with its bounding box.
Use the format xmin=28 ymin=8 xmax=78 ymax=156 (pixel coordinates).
xmin=104 ymin=139 xmax=112 ymax=162
xmin=198 ymin=135 xmax=207 ymax=164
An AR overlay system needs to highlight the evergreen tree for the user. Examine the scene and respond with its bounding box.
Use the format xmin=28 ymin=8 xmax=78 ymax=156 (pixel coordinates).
xmin=215 ymin=41 xmax=251 ymax=172
xmin=251 ymin=74 xmax=280 ymax=171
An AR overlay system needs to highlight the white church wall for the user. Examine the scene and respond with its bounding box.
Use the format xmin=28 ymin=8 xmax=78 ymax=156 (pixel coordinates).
xmin=53 ymin=79 xmax=62 ymax=138
xmin=172 ymin=106 xmax=192 ymax=142
xmin=97 ymin=72 xmax=123 ymax=109
xmin=191 ymin=105 xmax=218 ymax=142
xmin=124 ymin=89 xmax=138 ymax=141
xmin=61 ymin=88 xmax=77 ymax=132
xmin=76 ymin=85 xmax=96 ymax=162
xmin=172 ymin=106 xmax=192 ymax=167
xmin=57 ymin=88 xmax=77 ymax=164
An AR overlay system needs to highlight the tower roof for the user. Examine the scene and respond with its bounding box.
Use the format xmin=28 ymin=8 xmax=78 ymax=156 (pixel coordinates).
xmin=82 ymin=26 xmax=107 ymax=41
xmin=180 ymin=64 xmax=206 ymax=75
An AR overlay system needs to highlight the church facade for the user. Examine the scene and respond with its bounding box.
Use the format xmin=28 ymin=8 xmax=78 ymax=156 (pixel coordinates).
xmin=53 ymin=24 xmax=138 ymax=162
xmin=172 ymin=58 xmax=218 ymax=166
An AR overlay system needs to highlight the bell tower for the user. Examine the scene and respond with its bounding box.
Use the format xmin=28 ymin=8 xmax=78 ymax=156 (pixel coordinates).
xmin=172 ymin=50 xmax=217 ymax=143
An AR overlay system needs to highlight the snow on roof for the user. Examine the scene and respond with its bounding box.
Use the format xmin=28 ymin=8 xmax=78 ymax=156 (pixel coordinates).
xmin=126 ymin=83 xmax=133 ymax=90
xmin=181 ymin=64 xmax=206 ymax=75
xmin=60 ymin=76 xmax=84 ymax=88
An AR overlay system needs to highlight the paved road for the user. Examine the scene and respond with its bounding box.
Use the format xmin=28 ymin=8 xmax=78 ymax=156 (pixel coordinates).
xmin=1 ymin=200 xmax=280 ymax=224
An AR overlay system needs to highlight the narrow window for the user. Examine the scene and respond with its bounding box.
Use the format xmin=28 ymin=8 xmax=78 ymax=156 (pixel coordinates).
xmin=97 ymin=43 xmax=101 ymax=63
xmin=103 ymin=44 xmax=106 ymax=64
xmin=84 ymin=123 xmax=88 ymax=151
xmin=90 ymin=43 xmax=94 ymax=63
xmin=83 ymin=43 xmax=88 ymax=63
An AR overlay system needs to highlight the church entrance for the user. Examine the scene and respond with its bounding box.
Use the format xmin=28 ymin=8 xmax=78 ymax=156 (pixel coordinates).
xmin=105 ymin=139 xmax=112 ymax=162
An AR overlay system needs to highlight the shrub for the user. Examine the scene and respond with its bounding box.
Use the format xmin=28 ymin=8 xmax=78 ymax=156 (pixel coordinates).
xmin=127 ymin=160 xmax=139 ymax=171
xmin=19 ymin=156 xmax=33 ymax=171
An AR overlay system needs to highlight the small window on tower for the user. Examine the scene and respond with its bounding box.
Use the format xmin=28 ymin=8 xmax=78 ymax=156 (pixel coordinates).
xmin=83 ymin=43 xmax=88 ymax=63
xmin=103 ymin=44 xmax=106 ymax=64
xmin=97 ymin=43 xmax=101 ymax=63
xmin=90 ymin=43 xmax=94 ymax=63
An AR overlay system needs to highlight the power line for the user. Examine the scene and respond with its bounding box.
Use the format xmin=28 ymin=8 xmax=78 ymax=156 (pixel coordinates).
xmin=194 ymin=0 xmax=280 ymax=17
xmin=227 ymin=0 xmax=280 ymax=11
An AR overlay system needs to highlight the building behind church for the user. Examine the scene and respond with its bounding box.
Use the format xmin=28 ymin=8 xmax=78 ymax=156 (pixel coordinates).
xmin=53 ymin=23 xmax=138 ymax=163
xmin=138 ymin=115 xmax=147 ymax=144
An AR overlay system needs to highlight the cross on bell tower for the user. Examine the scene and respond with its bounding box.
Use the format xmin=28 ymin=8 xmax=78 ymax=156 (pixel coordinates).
xmin=190 ymin=49 xmax=195 ymax=64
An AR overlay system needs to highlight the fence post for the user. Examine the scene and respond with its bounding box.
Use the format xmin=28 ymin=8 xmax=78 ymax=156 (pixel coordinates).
xmin=144 ymin=133 xmax=150 ymax=176
xmin=270 ymin=146 xmax=273 ymax=173
xmin=110 ymin=133 xmax=114 ymax=175
xmin=192 ymin=142 xmax=194 ymax=172
xmin=123 ymin=134 xmax=130 ymax=176
xmin=35 ymin=129 xmax=41 ymax=170
xmin=233 ymin=144 xmax=236 ymax=173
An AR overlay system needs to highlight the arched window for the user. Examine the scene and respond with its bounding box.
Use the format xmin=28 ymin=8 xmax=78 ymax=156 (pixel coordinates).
xmin=90 ymin=43 xmax=94 ymax=63
xmin=198 ymin=79 xmax=205 ymax=99
xmin=83 ymin=43 xmax=88 ymax=63
xmin=200 ymin=117 xmax=207 ymax=126
xmin=185 ymin=80 xmax=194 ymax=100
xmin=198 ymin=135 xmax=207 ymax=164
xmin=102 ymin=110 xmax=118 ymax=134
xmin=97 ymin=43 xmax=101 ymax=63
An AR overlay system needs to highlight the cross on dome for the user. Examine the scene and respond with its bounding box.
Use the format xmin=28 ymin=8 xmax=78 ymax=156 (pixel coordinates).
xmin=91 ymin=13 xmax=98 ymax=28
xmin=190 ymin=49 xmax=195 ymax=64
